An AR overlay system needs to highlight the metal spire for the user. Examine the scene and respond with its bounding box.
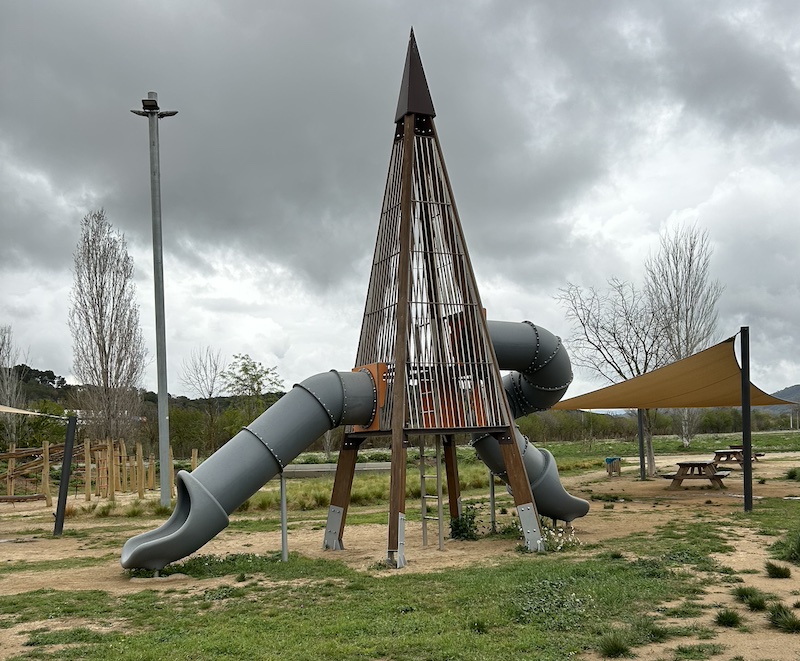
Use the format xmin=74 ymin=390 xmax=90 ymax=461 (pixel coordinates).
xmin=394 ymin=28 xmax=436 ymax=123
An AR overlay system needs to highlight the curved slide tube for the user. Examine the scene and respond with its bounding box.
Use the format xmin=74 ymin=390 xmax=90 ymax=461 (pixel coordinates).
xmin=476 ymin=321 xmax=590 ymax=523
xmin=121 ymin=321 xmax=588 ymax=569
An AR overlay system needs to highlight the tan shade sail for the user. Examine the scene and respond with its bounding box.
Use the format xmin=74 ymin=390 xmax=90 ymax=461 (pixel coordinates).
xmin=0 ymin=404 xmax=65 ymax=418
xmin=554 ymin=337 xmax=796 ymax=410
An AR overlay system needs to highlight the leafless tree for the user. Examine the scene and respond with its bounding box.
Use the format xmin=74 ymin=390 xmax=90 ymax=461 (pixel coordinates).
xmin=556 ymin=278 xmax=669 ymax=475
xmin=68 ymin=209 xmax=146 ymax=442
xmin=645 ymin=223 xmax=724 ymax=446
xmin=180 ymin=346 xmax=227 ymax=452
xmin=0 ymin=325 xmax=28 ymax=449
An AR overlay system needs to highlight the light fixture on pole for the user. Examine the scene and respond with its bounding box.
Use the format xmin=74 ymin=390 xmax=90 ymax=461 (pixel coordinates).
xmin=131 ymin=91 xmax=178 ymax=506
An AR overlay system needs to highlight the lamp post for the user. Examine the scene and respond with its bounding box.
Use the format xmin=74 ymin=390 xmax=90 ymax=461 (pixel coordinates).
xmin=131 ymin=91 xmax=178 ymax=506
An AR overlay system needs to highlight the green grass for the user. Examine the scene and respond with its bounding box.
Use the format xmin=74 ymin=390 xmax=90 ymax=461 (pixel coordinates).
xmin=771 ymin=529 xmax=800 ymax=565
xmin=0 ymin=552 xmax=700 ymax=660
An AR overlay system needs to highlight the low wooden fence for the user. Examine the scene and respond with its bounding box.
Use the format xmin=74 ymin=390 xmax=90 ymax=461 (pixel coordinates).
xmin=0 ymin=442 xmax=200 ymax=505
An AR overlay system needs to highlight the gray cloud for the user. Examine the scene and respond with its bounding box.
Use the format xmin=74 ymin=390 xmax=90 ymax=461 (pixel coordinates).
xmin=1 ymin=0 xmax=798 ymax=395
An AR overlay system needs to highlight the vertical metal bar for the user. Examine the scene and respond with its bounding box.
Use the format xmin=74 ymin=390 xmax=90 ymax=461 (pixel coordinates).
xmin=53 ymin=416 xmax=77 ymax=536
xmin=488 ymin=468 xmax=496 ymax=534
xmin=420 ymin=439 xmax=427 ymax=546
xmin=435 ymin=436 xmax=444 ymax=550
xmin=741 ymin=327 xmax=753 ymax=512
xmin=280 ymin=472 xmax=289 ymax=562
xmin=637 ymin=409 xmax=646 ymax=481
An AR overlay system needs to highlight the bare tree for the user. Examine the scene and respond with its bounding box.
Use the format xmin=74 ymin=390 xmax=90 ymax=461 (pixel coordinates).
xmin=556 ymin=278 xmax=668 ymax=475
xmin=180 ymin=346 xmax=227 ymax=452
xmin=69 ymin=209 xmax=146 ymax=442
xmin=645 ymin=223 xmax=724 ymax=446
xmin=0 ymin=325 xmax=28 ymax=449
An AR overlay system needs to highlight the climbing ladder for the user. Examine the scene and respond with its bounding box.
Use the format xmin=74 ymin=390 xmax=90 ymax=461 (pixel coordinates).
xmin=419 ymin=436 xmax=445 ymax=550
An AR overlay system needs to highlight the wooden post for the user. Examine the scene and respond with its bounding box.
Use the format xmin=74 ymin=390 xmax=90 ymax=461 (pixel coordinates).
xmin=94 ymin=451 xmax=103 ymax=497
xmin=443 ymin=435 xmax=462 ymax=519
xmin=83 ymin=440 xmax=91 ymax=501
xmin=120 ymin=442 xmax=129 ymax=493
xmin=191 ymin=448 xmax=198 ymax=471
xmin=6 ymin=443 xmax=15 ymax=497
xmin=168 ymin=446 xmax=175 ymax=498
xmin=386 ymin=112 xmax=416 ymax=569
xmin=323 ymin=435 xmax=362 ymax=550
xmin=147 ymin=453 xmax=156 ymax=490
xmin=42 ymin=441 xmax=52 ymax=507
xmin=136 ymin=443 xmax=145 ymax=499
xmin=107 ymin=440 xmax=115 ymax=502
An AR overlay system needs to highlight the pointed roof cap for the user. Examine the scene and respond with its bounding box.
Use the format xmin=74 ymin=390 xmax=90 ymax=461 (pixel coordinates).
xmin=394 ymin=28 xmax=436 ymax=123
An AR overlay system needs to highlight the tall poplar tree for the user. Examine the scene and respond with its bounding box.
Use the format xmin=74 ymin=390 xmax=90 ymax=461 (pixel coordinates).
xmin=69 ymin=209 xmax=146 ymax=441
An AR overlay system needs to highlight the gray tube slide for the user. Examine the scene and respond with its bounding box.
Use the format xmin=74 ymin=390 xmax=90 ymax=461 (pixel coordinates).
xmin=121 ymin=321 xmax=587 ymax=570
xmin=476 ymin=321 xmax=590 ymax=523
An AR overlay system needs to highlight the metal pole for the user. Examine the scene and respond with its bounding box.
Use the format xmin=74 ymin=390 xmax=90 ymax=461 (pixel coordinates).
xmin=144 ymin=91 xmax=172 ymax=507
xmin=53 ymin=415 xmax=77 ymax=536
xmin=280 ymin=472 xmax=289 ymax=562
xmin=488 ymin=468 xmax=496 ymax=534
xmin=741 ymin=327 xmax=753 ymax=512
xmin=637 ymin=409 xmax=646 ymax=481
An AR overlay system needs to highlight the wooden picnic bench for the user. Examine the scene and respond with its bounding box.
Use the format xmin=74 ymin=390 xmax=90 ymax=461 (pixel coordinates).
xmin=713 ymin=448 xmax=765 ymax=467
xmin=661 ymin=460 xmax=730 ymax=489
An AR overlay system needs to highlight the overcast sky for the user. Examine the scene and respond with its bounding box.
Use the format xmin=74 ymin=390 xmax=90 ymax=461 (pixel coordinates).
xmin=1 ymin=0 xmax=798 ymax=402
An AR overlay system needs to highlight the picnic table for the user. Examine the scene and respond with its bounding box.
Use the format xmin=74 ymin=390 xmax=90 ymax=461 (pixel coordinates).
xmin=661 ymin=460 xmax=730 ymax=489
xmin=712 ymin=447 xmax=765 ymax=467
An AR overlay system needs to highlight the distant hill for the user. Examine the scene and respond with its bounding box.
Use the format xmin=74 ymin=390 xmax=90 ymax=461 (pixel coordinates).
xmin=765 ymin=384 xmax=800 ymax=414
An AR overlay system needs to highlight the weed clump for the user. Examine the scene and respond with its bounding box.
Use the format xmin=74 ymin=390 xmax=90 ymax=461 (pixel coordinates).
xmin=768 ymin=603 xmax=800 ymax=632
xmin=772 ymin=530 xmax=800 ymax=565
xmin=732 ymin=585 xmax=769 ymax=611
xmin=765 ymin=561 xmax=792 ymax=579
xmin=597 ymin=630 xmax=631 ymax=658
xmin=714 ymin=608 xmax=742 ymax=627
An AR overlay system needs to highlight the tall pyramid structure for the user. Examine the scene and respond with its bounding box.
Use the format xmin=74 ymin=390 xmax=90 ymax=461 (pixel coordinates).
xmin=325 ymin=31 xmax=541 ymax=566
xmin=353 ymin=29 xmax=509 ymax=435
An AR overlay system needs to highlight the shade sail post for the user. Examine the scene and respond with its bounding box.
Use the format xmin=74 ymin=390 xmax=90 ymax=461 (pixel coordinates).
xmin=637 ymin=409 xmax=646 ymax=480
xmin=741 ymin=327 xmax=753 ymax=513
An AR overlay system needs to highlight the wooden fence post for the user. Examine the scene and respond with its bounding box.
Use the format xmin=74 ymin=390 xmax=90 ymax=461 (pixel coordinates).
xmin=120 ymin=442 xmax=129 ymax=493
xmin=136 ymin=443 xmax=145 ymax=499
xmin=42 ymin=441 xmax=52 ymax=507
xmin=107 ymin=440 xmax=115 ymax=502
xmin=84 ymin=440 xmax=92 ymax=501
xmin=6 ymin=443 xmax=15 ymax=497
xmin=191 ymin=448 xmax=198 ymax=471
xmin=147 ymin=453 xmax=156 ymax=490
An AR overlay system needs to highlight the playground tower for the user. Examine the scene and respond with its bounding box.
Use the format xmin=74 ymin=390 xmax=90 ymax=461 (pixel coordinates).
xmin=322 ymin=30 xmax=544 ymax=567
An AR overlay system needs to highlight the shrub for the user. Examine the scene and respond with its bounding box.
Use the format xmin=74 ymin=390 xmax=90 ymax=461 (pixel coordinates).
xmin=450 ymin=504 xmax=479 ymax=540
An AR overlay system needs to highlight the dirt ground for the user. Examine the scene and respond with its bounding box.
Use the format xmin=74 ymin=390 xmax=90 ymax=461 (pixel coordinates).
xmin=1 ymin=452 xmax=799 ymax=660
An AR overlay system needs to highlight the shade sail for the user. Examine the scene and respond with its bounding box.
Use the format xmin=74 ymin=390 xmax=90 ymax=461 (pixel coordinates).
xmin=554 ymin=336 xmax=797 ymax=410
xmin=0 ymin=404 xmax=65 ymax=418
